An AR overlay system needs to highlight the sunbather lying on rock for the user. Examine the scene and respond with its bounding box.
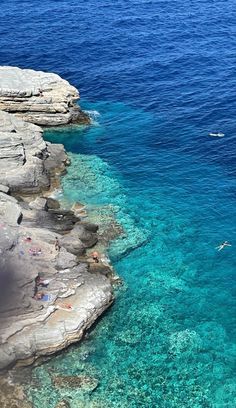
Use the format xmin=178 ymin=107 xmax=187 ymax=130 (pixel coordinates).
xmin=33 ymin=292 xmax=44 ymax=300
xmin=29 ymin=247 xmax=42 ymax=256
xmin=35 ymin=275 xmax=49 ymax=287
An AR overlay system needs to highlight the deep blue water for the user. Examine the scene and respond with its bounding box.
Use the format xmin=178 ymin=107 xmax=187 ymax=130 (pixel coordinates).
xmin=1 ymin=1 xmax=236 ymax=407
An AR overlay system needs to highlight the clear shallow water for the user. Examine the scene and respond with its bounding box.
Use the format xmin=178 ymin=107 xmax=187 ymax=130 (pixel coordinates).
xmin=1 ymin=0 xmax=236 ymax=407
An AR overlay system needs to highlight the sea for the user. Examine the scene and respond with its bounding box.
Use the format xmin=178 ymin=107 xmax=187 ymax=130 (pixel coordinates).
xmin=0 ymin=1 xmax=236 ymax=407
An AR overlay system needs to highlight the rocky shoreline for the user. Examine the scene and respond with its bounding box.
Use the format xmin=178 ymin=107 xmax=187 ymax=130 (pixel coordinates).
xmin=0 ymin=67 xmax=116 ymax=383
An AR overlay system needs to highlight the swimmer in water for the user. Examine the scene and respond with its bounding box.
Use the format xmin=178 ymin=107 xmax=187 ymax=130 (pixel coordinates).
xmin=209 ymin=132 xmax=225 ymax=137
xmin=216 ymin=241 xmax=231 ymax=251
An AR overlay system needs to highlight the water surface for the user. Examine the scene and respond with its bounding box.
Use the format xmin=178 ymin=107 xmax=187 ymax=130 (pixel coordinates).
xmin=0 ymin=0 xmax=236 ymax=406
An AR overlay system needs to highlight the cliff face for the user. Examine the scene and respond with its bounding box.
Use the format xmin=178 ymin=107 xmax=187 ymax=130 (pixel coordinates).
xmin=0 ymin=70 xmax=114 ymax=372
xmin=0 ymin=67 xmax=90 ymax=126
xmin=0 ymin=110 xmax=50 ymax=193
xmin=0 ymin=110 xmax=71 ymax=193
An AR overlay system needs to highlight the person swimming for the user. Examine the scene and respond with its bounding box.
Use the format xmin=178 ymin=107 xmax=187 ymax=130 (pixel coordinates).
xmin=216 ymin=241 xmax=231 ymax=251
xmin=209 ymin=132 xmax=225 ymax=137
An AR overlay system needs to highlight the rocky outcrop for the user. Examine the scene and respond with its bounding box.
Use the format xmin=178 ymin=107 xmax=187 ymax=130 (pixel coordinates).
xmin=0 ymin=191 xmax=113 ymax=371
xmin=0 ymin=70 xmax=115 ymax=374
xmin=0 ymin=66 xmax=90 ymax=126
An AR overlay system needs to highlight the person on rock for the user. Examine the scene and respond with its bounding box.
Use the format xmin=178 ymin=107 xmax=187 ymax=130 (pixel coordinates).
xmin=91 ymin=251 xmax=99 ymax=263
xmin=55 ymin=237 xmax=61 ymax=252
xmin=33 ymin=292 xmax=44 ymax=300
xmin=35 ymin=275 xmax=49 ymax=288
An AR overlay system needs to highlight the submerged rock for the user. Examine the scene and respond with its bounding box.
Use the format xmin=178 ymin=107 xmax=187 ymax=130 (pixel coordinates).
xmin=53 ymin=375 xmax=99 ymax=392
xmin=55 ymin=400 xmax=71 ymax=408
xmin=0 ymin=66 xmax=90 ymax=126
xmin=0 ymin=377 xmax=33 ymax=408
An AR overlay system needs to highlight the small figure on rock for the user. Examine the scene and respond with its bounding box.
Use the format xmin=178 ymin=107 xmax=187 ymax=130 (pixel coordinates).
xmin=29 ymin=247 xmax=42 ymax=256
xmin=55 ymin=237 xmax=61 ymax=252
xmin=33 ymin=288 xmax=44 ymax=300
xmin=216 ymin=241 xmax=231 ymax=251
xmin=35 ymin=274 xmax=49 ymax=288
xmin=91 ymin=251 xmax=99 ymax=263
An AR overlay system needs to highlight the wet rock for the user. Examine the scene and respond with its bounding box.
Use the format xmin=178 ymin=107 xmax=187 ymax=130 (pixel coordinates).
xmin=111 ymin=275 xmax=123 ymax=285
xmin=71 ymin=202 xmax=85 ymax=212
xmin=22 ymin=208 xmax=79 ymax=233
xmin=46 ymin=197 xmax=60 ymax=210
xmin=71 ymin=202 xmax=87 ymax=217
xmin=55 ymin=400 xmax=71 ymax=408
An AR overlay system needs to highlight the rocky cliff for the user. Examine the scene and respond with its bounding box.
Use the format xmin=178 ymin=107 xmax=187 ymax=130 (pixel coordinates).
xmin=0 ymin=66 xmax=90 ymax=126
xmin=0 ymin=72 xmax=114 ymax=373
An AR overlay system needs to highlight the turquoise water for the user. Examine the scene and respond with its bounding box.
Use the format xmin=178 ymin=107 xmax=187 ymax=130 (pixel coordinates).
xmin=1 ymin=0 xmax=236 ymax=405
xmin=27 ymin=101 xmax=236 ymax=407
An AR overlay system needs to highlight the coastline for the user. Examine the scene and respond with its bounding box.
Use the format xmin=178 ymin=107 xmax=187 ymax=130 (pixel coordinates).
xmin=0 ymin=67 xmax=119 ymax=406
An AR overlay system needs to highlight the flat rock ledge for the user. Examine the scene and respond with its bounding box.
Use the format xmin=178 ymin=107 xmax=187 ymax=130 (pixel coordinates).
xmin=0 ymin=111 xmax=113 ymax=372
xmin=0 ymin=66 xmax=90 ymax=126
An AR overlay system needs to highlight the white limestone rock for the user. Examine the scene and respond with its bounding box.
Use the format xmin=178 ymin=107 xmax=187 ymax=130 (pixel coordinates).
xmin=0 ymin=66 xmax=90 ymax=126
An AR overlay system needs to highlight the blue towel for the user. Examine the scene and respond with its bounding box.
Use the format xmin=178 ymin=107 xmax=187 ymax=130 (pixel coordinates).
xmin=41 ymin=294 xmax=53 ymax=302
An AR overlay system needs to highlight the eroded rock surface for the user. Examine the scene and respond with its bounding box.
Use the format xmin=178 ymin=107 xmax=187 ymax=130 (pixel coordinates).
xmin=0 ymin=111 xmax=68 ymax=194
xmin=0 ymin=66 xmax=90 ymax=126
